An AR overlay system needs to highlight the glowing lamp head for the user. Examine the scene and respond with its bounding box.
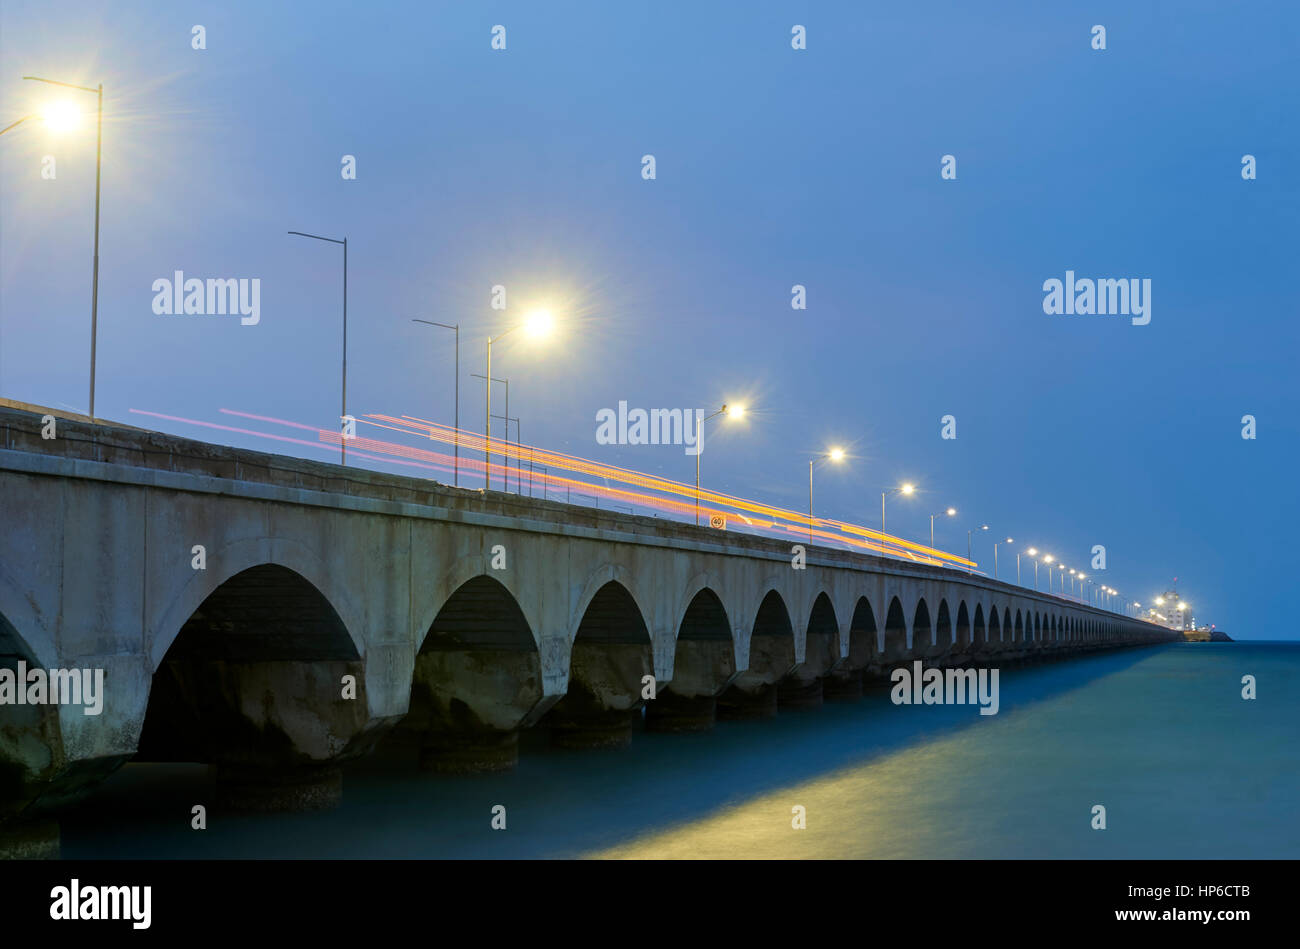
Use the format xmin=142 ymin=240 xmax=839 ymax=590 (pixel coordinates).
xmin=524 ymin=308 xmax=554 ymax=338
xmin=1027 ymin=547 xmax=1038 ymax=556
xmin=946 ymin=507 xmax=956 ymax=516
xmin=1155 ymin=597 xmax=1165 ymax=605
xmin=1043 ymin=554 xmax=1054 ymax=563
xmin=1178 ymin=602 xmax=1187 ymax=611
xmin=1005 ymin=537 xmax=1014 ymax=543
xmin=726 ymin=403 xmax=746 ymax=419
xmin=42 ymin=100 xmax=80 ymax=132
xmin=901 ymin=483 xmax=915 ymax=495
xmin=828 ymin=447 xmax=845 ymax=462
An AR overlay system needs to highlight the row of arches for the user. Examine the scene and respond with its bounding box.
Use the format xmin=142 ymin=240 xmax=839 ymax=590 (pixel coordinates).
xmin=1 ymin=563 xmax=1159 ymax=821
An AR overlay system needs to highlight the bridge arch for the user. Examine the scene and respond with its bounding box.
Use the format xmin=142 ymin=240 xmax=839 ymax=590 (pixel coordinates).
xmin=803 ymin=592 xmax=839 ymax=673
xmin=546 ymin=578 xmax=653 ymax=747
xmin=934 ymin=599 xmax=953 ymax=651
xmin=645 ymin=586 xmax=736 ymax=731
xmin=883 ymin=596 xmax=909 ymax=661
xmin=137 ymin=562 xmax=371 ymax=807
xmin=570 ymin=563 xmax=655 ymax=648
xmin=912 ymin=598 xmax=933 ymax=655
xmin=405 ymin=574 xmax=542 ymax=771
xmin=718 ymin=588 xmax=796 ymax=718
xmin=149 ymin=537 xmax=366 ymax=670
xmin=848 ymin=596 xmax=878 ymax=668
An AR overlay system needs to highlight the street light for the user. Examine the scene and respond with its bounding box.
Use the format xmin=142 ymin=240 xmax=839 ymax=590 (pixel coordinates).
xmin=966 ymin=524 xmax=989 ymax=574
xmin=471 ymin=373 xmax=509 ymax=491
xmin=809 ymin=447 xmax=846 ymax=544
xmin=484 ymin=309 xmax=553 ymax=490
xmin=1026 ymin=547 xmax=1039 ymax=589
xmin=1041 ymin=554 xmax=1054 ymax=593
xmin=994 ymin=536 xmax=1013 ymax=580
xmin=287 ymin=230 xmax=348 ymax=464
xmin=696 ymin=403 xmax=744 ymax=525
xmin=21 ymin=76 xmax=103 ymax=417
xmin=411 ymin=319 xmax=459 ymax=486
xmin=880 ymin=481 xmax=915 ymax=555
xmin=929 ymin=507 xmax=956 ymax=549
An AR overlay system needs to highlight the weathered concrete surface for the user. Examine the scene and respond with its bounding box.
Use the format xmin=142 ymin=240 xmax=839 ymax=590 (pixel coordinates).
xmin=0 ymin=405 xmax=1180 ymax=847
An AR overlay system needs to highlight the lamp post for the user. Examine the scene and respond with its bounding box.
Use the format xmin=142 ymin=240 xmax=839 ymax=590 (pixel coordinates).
xmin=489 ymin=413 xmax=521 ymax=492
xmin=484 ymin=310 xmax=553 ymax=491
xmin=966 ymin=524 xmax=988 ymax=574
xmin=287 ymin=231 xmax=347 ymax=464
xmin=808 ymin=447 xmax=846 ymax=544
xmin=929 ymin=507 xmax=956 ymax=549
xmin=880 ymin=482 xmax=916 ymax=555
xmin=1041 ymin=553 xmax=1054 ymax=593
xmin=411 ymin=319 xmax=459 ymax=486
xmin=472 ymin=373 xmax=508 ymax=491
xmin=22 ymin=76 xmax=103 ymax=417
xmin=994 ymin=536 xmax=1013 ymax=580
xmin=1025 ymin=547 xmax=1039 ymax=588
xmin=696 ymin=403 xmax=745 ymax=525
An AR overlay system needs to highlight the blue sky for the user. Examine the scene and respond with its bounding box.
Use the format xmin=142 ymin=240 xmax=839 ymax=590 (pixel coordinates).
xmin=2 ymin=1 xmax=1296 ymax=638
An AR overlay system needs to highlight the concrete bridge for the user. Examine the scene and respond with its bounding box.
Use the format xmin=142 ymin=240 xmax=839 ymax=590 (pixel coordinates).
xmin=0 ymin=404 xmax=1178 ymax=854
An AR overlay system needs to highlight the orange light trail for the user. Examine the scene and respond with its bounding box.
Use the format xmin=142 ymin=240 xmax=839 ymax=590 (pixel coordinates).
xmin=137 ymin=406 xmax=976 ymax=568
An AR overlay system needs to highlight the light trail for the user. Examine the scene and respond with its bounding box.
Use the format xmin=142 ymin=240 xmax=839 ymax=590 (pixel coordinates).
xmin=135 ymin=406 xmax=976 ymax=568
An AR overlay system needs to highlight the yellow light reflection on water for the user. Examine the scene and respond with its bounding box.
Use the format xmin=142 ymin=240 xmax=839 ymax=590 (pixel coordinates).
xmin=585 ymin=728 xmax=1001 ymax=860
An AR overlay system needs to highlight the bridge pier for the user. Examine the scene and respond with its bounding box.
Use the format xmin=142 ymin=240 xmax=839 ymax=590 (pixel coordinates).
xmin=0 ymin=818 xmax=60 ymax=860
xmin=823 ymin=666 xmax=864 ymax=701
xmin=777 ymin=676 xmax=824 ymax=708
xmin=717 ymin=684 xmax=779 ymax=719
xmin=645 ymin=691 xmax=717 ymax=732
xmin=546 ymin=642 xmax=650 ymax=749
xmin=216 ymin=764 xmax=343 ymax=812
xmin=137 ymin=656 xmax=382 ymax=812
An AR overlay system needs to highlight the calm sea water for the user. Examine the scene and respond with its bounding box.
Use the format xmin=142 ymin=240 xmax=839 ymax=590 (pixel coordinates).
xmin=59 ymin=642 xmax=1299 ymax=859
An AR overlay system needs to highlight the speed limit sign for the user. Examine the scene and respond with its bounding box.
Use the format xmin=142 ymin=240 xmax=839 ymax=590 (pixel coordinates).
xmin=709 ymin=514 xmax=727 ymax=530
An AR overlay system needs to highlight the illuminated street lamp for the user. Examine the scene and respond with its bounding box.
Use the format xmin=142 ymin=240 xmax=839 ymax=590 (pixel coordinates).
xmin=929 ymin=507 xmax=956 ymax=549
xmin=1042 ymin=553 xmax=1054 ymax=592
xmin=484 ymin=309 xmax=553 ymax=490
xmin=808 ymin=447 xmax=847 ymax=544
xmin=994 ymin=536 xmax=1013 ymax=580
xmin=880 ymin=481 xmax=915 ymax=555
xmin=18 ymin=76 xmax=103 ymax=417
xmin=1026 ymin=547 xmax=1039 ymax=589
xmin=696 ymin=403 xmax=745 ymax=525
